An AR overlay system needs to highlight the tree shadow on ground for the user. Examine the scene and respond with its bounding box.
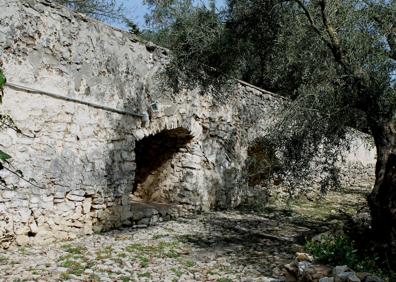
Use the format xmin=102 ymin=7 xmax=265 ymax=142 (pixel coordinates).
xmin=175 ymin=186 xmax=370 ymax=277
xmin=176 ymin=211 xmax=319 ymax=277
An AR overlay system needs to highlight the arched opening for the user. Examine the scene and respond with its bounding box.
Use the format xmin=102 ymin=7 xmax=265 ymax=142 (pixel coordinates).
xmin=132 ymin=127 xmax=193 ymax=202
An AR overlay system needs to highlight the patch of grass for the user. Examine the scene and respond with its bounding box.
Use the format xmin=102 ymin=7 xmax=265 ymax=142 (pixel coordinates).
xmin=61 ymin=260 xmax=85 ymax=276
xmin=207 ymin=269 xmax=217 ymax=275
xmin=305 ymin=234 xmax=386 ymax=278
xmin=152 ymin=234 xmax=167 ymax=240
xmin=112 ymin=257 xmax=124 ymax=266
xmin=18 ymin=246 xmax=29 ymax=255
xmin=306 ymin=235 xmax=359 ymax=266
xmin=31 ymin=269 xmax=39 ymax=275
xmin=237 ymin=202 xmax=268 ymax=213
xmin=217 ymin=278 xmax=233 ymax=282
xmin=125 ymin=241 xmax=181 ymax=259
xmin=125 ymin=243 xmax=146 ymax=253
xmin=87 ymin=273 xmax=101 ymax=281
xmin=165 ymin=249 xmax=180 ymax=258
xmin=62 ymin=244 xmax=87 ymax=255
xmin=60 ymin=272 xmax=71 ymax=280
xmin=184 ymin=260 xmax=195 ymax=267
xmin=171 ymin=267 xmax=183 ymax=278
xmin=138 ymin=255 xmax=150 ymax=268
xmin=58 ymin=253 xmax=83 ymax=262
xmin=117 ymin=252 xmax=127 ymax=258
xmin=95 ymin=245 xmax=114 ymax=260
xmin=138 ymin=272 xmax=151 ymax=278
xmin=0 ymin=255 xmax=7 ymax=265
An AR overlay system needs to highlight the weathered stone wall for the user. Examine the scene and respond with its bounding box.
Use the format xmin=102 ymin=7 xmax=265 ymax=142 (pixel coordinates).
xmin=0 ymin=0 xmax=285 ymax=246
xmin=0 ymin=0 xmax=375 ymax=247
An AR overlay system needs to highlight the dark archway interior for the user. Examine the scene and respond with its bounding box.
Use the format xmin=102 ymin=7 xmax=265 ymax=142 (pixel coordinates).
xmin=133 ymin=127 xmax=193 ymax=193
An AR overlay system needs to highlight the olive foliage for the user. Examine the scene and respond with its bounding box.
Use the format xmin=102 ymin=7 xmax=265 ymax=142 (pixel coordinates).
xmin=144 ymin=0 xmax=396 ymax=269
xmin=53 ymin=0 xmax=124 ymax=21
xmin=144 ymin=0 xmax=395 ymax=189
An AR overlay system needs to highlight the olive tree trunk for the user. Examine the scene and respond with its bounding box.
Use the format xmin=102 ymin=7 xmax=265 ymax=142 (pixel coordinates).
xmin=368 ymin=121 xmax=396 ymax=269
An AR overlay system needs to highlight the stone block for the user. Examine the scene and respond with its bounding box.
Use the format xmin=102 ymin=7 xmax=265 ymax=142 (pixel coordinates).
xmin=302 ymin=264 xmax=332 ymax=282
xmin=2 ymin=191 xmax=15 ymax=199
xmin=17 ymin=208 xmax=32 ymax=223
xmin=92 ymin=197 xmax=104 ymax=205
xmin=91 ymin=204 xmax=106 ymax=210
xmin=336 ymin=272 xmax=360 ymax=282
xmin=83 ymin=222 xmax=93 ymax=235
xmin=121 ymin=161 xmax=136 ymax=172
xmin=54 ymin=191 xmax=66 ymax=199
xmin=66 ymin=193 xmax=85 ymax=202
xmin=39 ymin=200 xmax=54 ymax=210
xmin=55 ymin=201 xmax=75 ymax=215
xmin=30 ymin=196 xmax=40 ymax=204
xmin=71 ymin=206 xmax=83 ymax=220
xmin=320 ymin=278 xmax=335 ymax=282
xmin=15 ymin=235 xmax=29 ymax=246
xmin=82 ymin=198 xmax=92 ymax=214
xmin=333 ymin=266 xmax=353 ymax=278
xmin=137 ymin=217 xmax=151 ymax=226
xmin=29 ymin=221 xmax=38 ymax=234
xmin=181 ymin=161 xmax=201 ymax=170
xmin=121 ymin=151 xmax=135 ymax=161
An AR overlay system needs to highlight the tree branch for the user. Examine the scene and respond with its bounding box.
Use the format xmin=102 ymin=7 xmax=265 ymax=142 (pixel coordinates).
xmin=366 ymin=3 xmax=396 ymax=61
xmin=386 ymin=30 xmax=396 ymax=61
xmin=318 ymin=0 xmax=346 ymax=68
xmin=292 ymin=0 xmax=331 ymax=47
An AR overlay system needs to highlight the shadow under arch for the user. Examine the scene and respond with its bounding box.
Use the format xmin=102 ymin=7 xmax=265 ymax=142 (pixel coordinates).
xmin=132 ymin=127 xmax=194 ymax=201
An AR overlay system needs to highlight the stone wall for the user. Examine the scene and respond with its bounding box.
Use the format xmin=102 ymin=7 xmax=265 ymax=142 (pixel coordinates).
xmin=0 ymin=0 xmax=376 ymax=247
xmin=0 ymin=0 xmax=285 ymax=246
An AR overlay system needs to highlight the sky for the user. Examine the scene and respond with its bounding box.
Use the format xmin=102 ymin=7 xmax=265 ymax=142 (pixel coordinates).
xmin=114 ymin=0 xmax=227 ymax=30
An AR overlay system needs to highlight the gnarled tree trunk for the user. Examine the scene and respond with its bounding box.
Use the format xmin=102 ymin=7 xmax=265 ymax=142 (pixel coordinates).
xmin=368 ymin=121 xmax=396 ymax=269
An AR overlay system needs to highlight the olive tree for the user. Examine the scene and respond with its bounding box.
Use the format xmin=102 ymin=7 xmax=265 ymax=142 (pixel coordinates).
xmin=144 ymin=0 xmax=396 ymax=269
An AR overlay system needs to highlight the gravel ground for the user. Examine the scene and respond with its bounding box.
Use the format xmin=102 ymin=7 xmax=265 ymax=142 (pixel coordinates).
xmin=0 ymin=210 xmax=310 ymax=282
xmin=0 ymin=186 xmax=369 ymax=282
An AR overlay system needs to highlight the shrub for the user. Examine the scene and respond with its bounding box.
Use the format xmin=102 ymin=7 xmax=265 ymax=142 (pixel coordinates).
xmin=305 ymin=234 xmax=386 ymax=277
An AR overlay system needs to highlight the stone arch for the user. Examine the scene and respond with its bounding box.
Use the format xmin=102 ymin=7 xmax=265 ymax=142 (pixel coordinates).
xmin=133 ymin=115 xmax=203 ymax=141
xmin=131 ymin=116 xmax=204 ymax=206
xmin=132 ymin=127 xmax=194 ymax=202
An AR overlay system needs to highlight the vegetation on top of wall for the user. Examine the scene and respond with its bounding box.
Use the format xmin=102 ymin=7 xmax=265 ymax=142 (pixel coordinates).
xmin=52 ymin=0 xmax=125 ymax=22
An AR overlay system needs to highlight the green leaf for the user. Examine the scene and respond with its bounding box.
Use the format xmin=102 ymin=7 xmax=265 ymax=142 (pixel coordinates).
xmin=0 ymin=150 xmax=11 ymax=161
xmin=0 ymin=70 xmax=6 ymax=88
